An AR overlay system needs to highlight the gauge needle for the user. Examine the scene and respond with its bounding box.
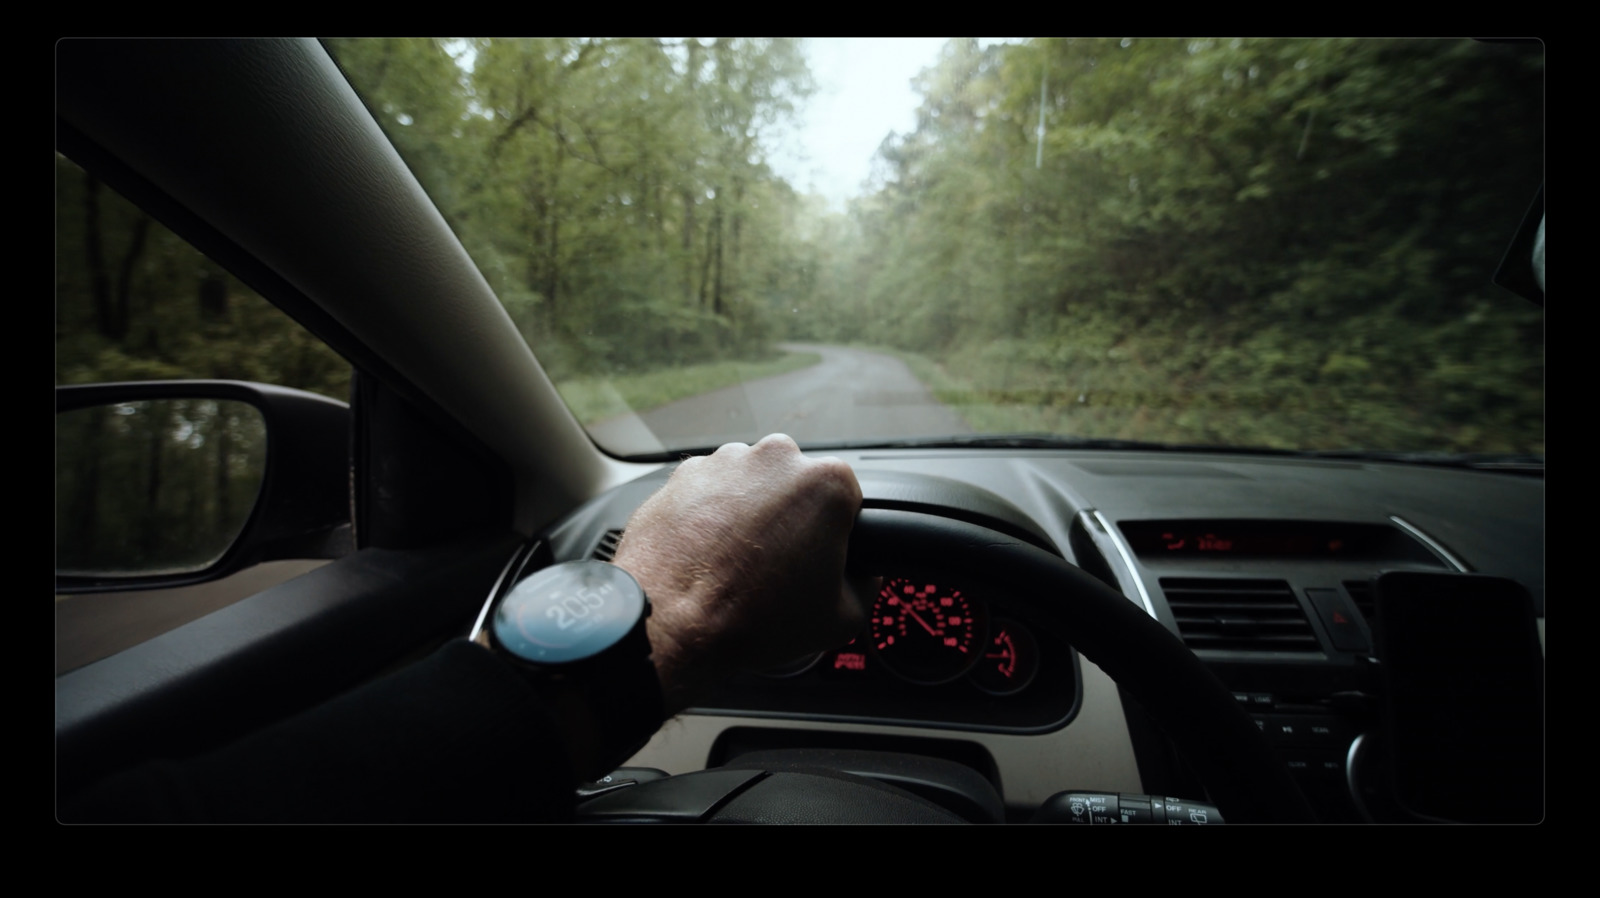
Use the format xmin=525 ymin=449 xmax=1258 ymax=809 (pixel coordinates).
xmin=904 ymin=606 xmax=940 ymax=636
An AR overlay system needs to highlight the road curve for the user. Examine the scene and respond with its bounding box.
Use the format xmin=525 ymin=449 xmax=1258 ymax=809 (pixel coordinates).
xmin=588 ymin=343 xmax=971 ymax=453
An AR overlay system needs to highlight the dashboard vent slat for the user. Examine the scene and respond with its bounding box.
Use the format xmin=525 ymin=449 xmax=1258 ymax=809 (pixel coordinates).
xmin=1160 ymin=578 xmax=1319 ymax=653
xmin=592 ymin=529 xmax=624 ymax=562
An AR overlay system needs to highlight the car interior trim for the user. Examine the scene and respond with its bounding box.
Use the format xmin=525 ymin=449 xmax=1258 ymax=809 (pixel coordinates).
xmin=1387 ymin=515 xmax=1471 ymax=572
xmin=687 ymin=653 xmax=1083 ymax=735
xmin=1090 ymin=509 xmax=1158 ymax=618
xmin=1345 ymin=732 xmax=1373 ymax=823
xmin=55 ymin=530 xmax=526 ymax=797
xmin=629 ymin=655 xmax=1144 ymax=810
xmin=468 ymin=541 xmax=540 ymax=644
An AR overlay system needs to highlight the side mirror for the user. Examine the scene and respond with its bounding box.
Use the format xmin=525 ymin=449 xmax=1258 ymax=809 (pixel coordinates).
xmin=1494 ymin=184 xmax=1544 ymax=307
xmin=56 ymin=381 xmax=351 ymax=592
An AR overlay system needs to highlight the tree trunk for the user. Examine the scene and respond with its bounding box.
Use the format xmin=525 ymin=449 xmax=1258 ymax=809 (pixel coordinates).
xmin=140 ymin=408 xmax=165 ymax=562
xmin=84 ymin=175 xmax=117 ymax=340
xmin=653 ymin=173 xmax=665 ymax=252
xmin=68 ymin=408 xmax=105 ymax=563
xmin=199 ymin=261 xmax=229 ymax=322
xmin=527 ymin=166 xmax=546 ymax=303
xmin=682 ymin=187 xmax=697 ymax=304
xmin=711 ymin=188 xmax=724 ymax=316
xmin=681 ymin=40 xmax=702 ymax=307
xmin=730 ymin=174 xmax=745 ymax=312
xmin=215 ymin=409 xmax=233 ymax=535
xmin=545 ymin=141 xmax=564 ymax=315
xmin=114 ymin=215 xmax=152 ymax=342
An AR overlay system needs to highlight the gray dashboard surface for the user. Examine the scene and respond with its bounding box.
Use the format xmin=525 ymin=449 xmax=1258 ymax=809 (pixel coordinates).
xmin=546 ymin=448 xmax=1543 ymax=642
xmin=845 ymin=451 xmax=1543 ymax=611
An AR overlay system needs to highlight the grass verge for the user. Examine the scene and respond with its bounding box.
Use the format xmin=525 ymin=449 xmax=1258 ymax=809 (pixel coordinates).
xmin=859 ymin=338 xmax=1539 ymax=453
xmin=871 ymin=340 xmax=1384 ymax=448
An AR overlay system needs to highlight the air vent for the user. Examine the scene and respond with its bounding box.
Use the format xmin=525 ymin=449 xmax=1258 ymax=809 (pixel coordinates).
xmin=1343 ymin=580 xmax=1376 ymax=626
xmin=1159 ymin=578 xmax=1319 ymax=653
xmin=592 ymin=529 xmax=624 ymax=562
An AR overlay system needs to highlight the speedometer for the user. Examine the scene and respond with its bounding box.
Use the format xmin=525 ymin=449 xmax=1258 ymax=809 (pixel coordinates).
xmin=870 ymin=579 xmax=987 ymax=684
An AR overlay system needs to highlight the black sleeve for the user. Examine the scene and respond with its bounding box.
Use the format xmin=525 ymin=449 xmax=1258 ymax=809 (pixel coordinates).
xmin=60 ymin=640 xmax=579 ymax=823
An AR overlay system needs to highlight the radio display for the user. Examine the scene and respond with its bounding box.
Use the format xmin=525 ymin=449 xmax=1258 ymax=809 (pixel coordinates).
xmin=1118 ymin=520 xmax=1417 ymax=560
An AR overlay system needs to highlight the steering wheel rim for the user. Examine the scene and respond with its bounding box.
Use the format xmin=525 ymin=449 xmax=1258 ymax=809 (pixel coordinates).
xmin=846 ymin=508 xmax=1316 ymax=824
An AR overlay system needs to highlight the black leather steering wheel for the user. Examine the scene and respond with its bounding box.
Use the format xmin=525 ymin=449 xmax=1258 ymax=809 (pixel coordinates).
xmin=579 ymin=508 xmax=1317 ymax=824
xmin=847 ymin=508 xmax=1315 ymax=823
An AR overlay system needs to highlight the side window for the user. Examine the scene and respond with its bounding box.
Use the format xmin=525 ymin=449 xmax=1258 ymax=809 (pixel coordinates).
xmin=55 ymin=154 xmax=351 ymax=398
xmin=55 ymin=154 xmax=353 ymax=674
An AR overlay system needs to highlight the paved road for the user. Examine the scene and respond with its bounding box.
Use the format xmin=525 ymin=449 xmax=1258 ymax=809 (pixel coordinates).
xmin=588 ymin=343 xmax=971 ymax=452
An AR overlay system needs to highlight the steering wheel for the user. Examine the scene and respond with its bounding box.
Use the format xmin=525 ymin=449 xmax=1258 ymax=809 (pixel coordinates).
xmin=578 ymin=508 xmax=1317 ymax=824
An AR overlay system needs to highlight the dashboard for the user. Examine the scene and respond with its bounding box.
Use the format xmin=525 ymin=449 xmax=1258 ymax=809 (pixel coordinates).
xmin=526 ymin=449 xmax=1545 ymax=822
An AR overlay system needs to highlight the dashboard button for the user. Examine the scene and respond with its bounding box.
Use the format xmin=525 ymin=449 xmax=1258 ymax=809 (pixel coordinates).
xmin=1279 ymin=749 xmax=1344 ymax=780
xmin=1114 ymin=795 xmax=1162 ymax=824
xmin=1161 ymin=797 xmax=1224 ymax=825
xmin=1302 ymin=717 xmax=1345 ymax=747
xmin=1269 ymin=715 xmax=1304 ymax=743
xmin=1035 ymin=793 xmax=1224 ymax=824
xmin=1272 ymin=715 xmax=1347 ymax=747
xmin=1043 ymin=791 xmax=1115 ymax=824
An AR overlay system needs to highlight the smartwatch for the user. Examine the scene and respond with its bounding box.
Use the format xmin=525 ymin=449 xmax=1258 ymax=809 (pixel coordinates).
xmin=475 ymin=560 xmax=664 ymax=766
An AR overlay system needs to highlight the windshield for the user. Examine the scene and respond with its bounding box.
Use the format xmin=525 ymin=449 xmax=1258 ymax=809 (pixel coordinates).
xmin=325 ymin=38 xmax=1544 ymax=460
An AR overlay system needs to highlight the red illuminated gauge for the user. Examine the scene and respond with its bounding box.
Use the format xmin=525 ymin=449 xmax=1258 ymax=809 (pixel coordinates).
xmin=969 ymin=617 xmax=1040 ymax=696
xmin=870 ymin=578 xmax=987 ymax=684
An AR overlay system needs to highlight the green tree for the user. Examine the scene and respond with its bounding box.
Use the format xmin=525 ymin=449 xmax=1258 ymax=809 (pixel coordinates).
xmin=56 ymin=155 xmax=352 ymax=401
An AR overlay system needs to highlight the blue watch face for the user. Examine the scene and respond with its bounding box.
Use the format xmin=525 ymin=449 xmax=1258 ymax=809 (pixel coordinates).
xmin=493 ymin=562 xmax=645 ymax=664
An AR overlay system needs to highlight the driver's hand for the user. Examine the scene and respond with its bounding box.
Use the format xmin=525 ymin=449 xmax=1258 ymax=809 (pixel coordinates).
xmin=613 ymin=433 xmax=868 ymax=716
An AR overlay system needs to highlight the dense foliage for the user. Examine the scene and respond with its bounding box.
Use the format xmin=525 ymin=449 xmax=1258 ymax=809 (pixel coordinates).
xmin=326 ymin=37 xmax=817 ymax=378
xmin=56 ymin=38 xmax=1543 ymax=454
xmin=55 ymin=155 xmax=352 ymax=401
xmin=799 ymin=39 xmax=1544 ymax=452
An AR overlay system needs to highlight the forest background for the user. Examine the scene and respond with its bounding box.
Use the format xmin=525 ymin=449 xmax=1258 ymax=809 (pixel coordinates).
xmin=56 ymin=38 xmax=1545 ymax=456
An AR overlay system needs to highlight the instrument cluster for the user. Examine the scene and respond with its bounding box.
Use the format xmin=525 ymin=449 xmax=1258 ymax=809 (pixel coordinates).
xmin=756 ymin=576 xmax=1047 ymax=699
xmin=690 ymin=572 xmax=1079 ymax=732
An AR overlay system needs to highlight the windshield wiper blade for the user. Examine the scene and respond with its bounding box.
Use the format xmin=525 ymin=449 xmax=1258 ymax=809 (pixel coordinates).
xmin=630 ymin=433 xmax=1189 ymax=461
xmin=1295 ymin=449 xmax=1544 ymax=474
xmin=799 ymin=433 xmax=1189 ymax=452
xmin=633 ymin=439 xmax=1542 ymax=476
xmin=841 ymin=438 xmax=1545 ymax=474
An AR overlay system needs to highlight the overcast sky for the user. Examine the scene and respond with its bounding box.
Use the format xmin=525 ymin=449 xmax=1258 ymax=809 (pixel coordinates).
xmin=769 ymin=38 xmax=1026 ymax=211
xmin=767 ymin=38 xmax=949 ymax=211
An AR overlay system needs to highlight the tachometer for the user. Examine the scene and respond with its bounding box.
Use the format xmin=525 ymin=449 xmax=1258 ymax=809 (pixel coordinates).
xmin=870 ymin=579 xmax=986 ymax=684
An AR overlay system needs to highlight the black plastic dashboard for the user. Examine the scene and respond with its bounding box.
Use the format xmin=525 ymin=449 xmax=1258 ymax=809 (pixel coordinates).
xmin=531 ymin=449 xmax=1545 ymax=821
